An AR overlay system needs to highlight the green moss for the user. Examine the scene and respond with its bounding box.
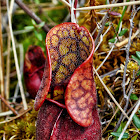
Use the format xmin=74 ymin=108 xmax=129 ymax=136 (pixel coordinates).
xmin=0 ymin=105 xmax=38 ymax=140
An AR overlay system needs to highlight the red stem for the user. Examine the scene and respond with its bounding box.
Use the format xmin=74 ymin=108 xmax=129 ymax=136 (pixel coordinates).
xmin=0 ymin=95 xmax=18 ymax=115
xmin=46 ymin=98 xmax=66 ymax=109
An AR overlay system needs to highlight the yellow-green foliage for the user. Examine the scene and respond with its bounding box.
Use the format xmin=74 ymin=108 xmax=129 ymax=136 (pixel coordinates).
xmin=0 ymin=108 xmax=38 ymax=140
xmin=127 ymin=61 xmax=139 ymax=78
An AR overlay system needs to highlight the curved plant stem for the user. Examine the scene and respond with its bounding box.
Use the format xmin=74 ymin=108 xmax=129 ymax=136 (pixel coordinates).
xmin=46 ymin=98 xmax=66 ymax=109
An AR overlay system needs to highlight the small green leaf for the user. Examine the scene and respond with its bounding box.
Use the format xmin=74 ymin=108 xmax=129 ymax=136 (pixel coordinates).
xmin=105 ymin=22 xmax=109 ymax=26
xmin=34 ymin=31 xmax=43 ymax=41
xmin=36 ymin=34 xmax=43 ymax=41
xmin=31 ymin=19 xmax=36 ymax=25
xmin=24 ymin=26 xmax=34 ymax=30
xmin=109 ymin=38 xmax=116 ymax=43
xmin=118 ymin=28 xmax=128 ymax=36
xmin=131 ymin=134 xmax=138 ymax=140
xmin=38 ymin=22 xmax=45 ymax=29
xmin=35 ymin=0 xmax=40 ymax=4
xmin=130 ymin=94 xmax=138 ymax=101
xmin=137 ymin=70 xmax=140 ymax=76
xmin=131 ymin=55 xmax=140 ymax=65
xmin=136 ymin=51 xmax=140 ymax=59
xmin=138 ymin=110 xmax=140 ymax=114
xmin=111 ymin=132 xmax=129 ymax=138
xmin=133 ymin=114 xmax=140 ymax=128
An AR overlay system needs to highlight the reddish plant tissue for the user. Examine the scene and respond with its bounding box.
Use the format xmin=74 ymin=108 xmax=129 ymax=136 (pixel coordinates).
xmin=34 ymin=22 xmax=101 ymax=139
xmin=24 ymin=46 xmax=46 ymax=98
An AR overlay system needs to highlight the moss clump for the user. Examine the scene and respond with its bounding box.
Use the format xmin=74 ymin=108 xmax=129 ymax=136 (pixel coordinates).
xmin=0 ymin=106 xmax=38 ymax=140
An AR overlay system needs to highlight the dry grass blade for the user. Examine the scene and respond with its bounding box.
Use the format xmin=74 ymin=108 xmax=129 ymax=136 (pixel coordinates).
xmin=0 ymin=3 xmax=6 ymax=111
xmin=6 ymin=0 xmax=28 ymax=110
xmin=93 ymin=66 xmax=129 ymax=119
xmin=0 ymin=107 xmax=32 ymax=124
xmin=60 ymin=0 xmax=71 ymax=7
xmin=76 ymin=1 xmax=140 ymax=10
xmin=6 ymin=33 xmax=11 ymax=99
xmin=93 ymin=66 xmax=139 ymax=133
xmin=0 ymin=111 xmax=13 ymax=117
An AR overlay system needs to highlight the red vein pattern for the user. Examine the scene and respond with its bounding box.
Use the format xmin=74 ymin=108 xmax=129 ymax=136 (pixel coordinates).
xmin=34 ymin=23 xmax=101 ymax=134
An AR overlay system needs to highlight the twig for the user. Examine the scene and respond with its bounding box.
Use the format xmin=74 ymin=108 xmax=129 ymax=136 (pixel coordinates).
xmin=113 ymin=70 xmax=135 ymax=132
xmin=122 ymin=7 xmax=139 ymax=100
xmin=0 ymin=107 xmax=32 ymax=124
xmin=97 ymin=48 xmax=126 ymax=55
xmin=115 ymin=30 xmax=140 ymax=48
xmin=100 ymin=68 xmax=120 ymax=79
xmin=94 ymin=13 xmax=109 ymax=46
xmin=122 ymin=99 xmax=138 ymax=122
xmin=94 ymin=25 xmax=111 ymax=52
xmin=15 ymin=0 xmax=50 ymax=33
xmin=118 ymin=98 xmax=140 ymax=140
xmin=6 ymin=0 xmax=28 ymax=110
xmin=75 ymin=1 xmax=140 ymax=11
xmin=0 ymin=95 xmax=18 ymax=115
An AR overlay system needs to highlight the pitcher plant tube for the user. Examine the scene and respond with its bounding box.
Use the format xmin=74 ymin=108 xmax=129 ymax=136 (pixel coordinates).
xmin=34 ymin=22 xmax=101 ymax=140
